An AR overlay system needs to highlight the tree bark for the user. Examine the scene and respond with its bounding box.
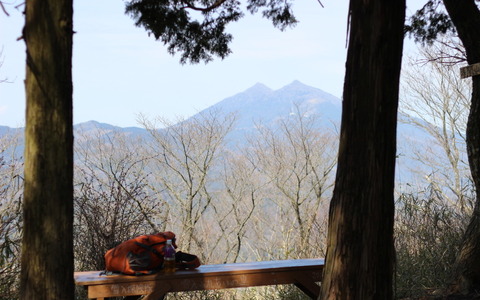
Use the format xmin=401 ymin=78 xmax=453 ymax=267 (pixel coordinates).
xmin=319 ymin=0 xmax=405 ymax=299
xmin=442 ymin=0 xmax=480 ymax=295
xmin=20 ymin=0 xmax=74 ymax=299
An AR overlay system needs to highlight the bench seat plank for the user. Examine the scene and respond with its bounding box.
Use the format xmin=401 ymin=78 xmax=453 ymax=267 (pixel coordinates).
xmin=75 ymin=258 xmax=324 ymax=299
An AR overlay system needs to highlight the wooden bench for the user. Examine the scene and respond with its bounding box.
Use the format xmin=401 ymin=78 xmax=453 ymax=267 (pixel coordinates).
xmin=74 ymin=258 xmax=324 ymax=300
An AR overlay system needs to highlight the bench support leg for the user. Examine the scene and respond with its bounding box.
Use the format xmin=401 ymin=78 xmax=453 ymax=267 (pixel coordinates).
xmin=142 ymin=284 xmax=169 ymax=300
xmin=142 ymin=290 xmax=166 ymax=300
xmin=294 ymin=273 xmax=321 ymax=299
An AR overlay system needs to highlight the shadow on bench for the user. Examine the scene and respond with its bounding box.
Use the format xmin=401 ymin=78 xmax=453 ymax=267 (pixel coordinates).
xmin=74 ymin=258 xmax=324 ymax=300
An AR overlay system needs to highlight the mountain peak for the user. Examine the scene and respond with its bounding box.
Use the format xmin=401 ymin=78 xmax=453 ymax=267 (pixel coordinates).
xmin=279 ymin=80 xmax=314 ymax=91
xmin=288 ymin=80 xmax=305 ymax=86
xmin=243 ymin=82 xmax=272 ymax=95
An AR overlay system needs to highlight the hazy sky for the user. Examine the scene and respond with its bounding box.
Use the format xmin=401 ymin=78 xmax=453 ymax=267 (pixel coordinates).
xmin=0 ymin=0 xmax=424 ymax=128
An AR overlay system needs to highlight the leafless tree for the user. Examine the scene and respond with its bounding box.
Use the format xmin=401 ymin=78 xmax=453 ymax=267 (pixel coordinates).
xmin=399 ymin=40 xmax=473 ymax=212
xmin=246 ymin=106 xmax=337 ymax=259
xmin=210 ymin=150 xmax=264 ymax=263
xmin=73 ymin=127 xmax=161 ymax=270
xmin=139 ymin=109 xmax=236 ymax=254
xmin=0 ymin=48 xmax=8 ymax=84
xmin=0 ymin=130 xmax=23 ymax=298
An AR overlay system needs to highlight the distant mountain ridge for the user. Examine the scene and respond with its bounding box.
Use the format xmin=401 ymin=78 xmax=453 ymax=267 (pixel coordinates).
xmin=0 ymin=80 xmax=428 ymax=154
xmin=74 ymin=120 xmax=146 ymax=136
xmin=201 ymin=80 xmax=342 ymax=134
xmin=1 ymin=81 xmax=343 ymax=158
xmin=1 ymin=80 xmax=341 ymax=133
xmin=0 ymin=81 xmax=440 ymax=184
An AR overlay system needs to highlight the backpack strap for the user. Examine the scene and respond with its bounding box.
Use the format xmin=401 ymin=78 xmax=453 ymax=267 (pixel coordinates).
xmin=175 ymin=251 xmax=201 ymax=269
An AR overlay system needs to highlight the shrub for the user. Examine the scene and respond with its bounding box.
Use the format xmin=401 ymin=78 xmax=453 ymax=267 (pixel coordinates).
xmin=394 ymin=187 xmax=471 ymax=298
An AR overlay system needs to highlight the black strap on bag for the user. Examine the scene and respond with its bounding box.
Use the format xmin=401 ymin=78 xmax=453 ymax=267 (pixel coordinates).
xmin=131 ymin=243 xmax=201 ymax=270
xmin=175 ymin=251 xmax=201 ymax=269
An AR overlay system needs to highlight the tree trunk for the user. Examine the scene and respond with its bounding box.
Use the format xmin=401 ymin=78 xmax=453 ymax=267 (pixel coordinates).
xmin=442 ymin=0 xmax=480 ymax=295
xmin=20 ymin=0 xmax=74 ymax=299
xmin=319 ymin=0 xmax=405 ymax=299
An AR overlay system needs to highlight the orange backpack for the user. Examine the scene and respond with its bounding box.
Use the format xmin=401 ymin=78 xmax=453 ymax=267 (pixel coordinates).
xmin=104 ymin=231 xmax=200 ymax=275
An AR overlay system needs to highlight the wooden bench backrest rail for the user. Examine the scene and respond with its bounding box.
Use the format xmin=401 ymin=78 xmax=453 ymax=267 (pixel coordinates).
xmin=74 ymin=258 xmax=325 ymax=300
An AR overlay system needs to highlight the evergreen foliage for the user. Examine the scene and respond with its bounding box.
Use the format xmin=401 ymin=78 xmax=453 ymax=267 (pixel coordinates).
xmin=404 ymin=0 xmax=455 ymax=44
xmin=125 ymin=0 xmax=297 ymax=63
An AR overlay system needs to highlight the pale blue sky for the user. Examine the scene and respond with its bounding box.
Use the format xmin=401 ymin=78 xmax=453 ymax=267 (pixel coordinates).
xmin=0 ymin=0 xmax=424 ymax=128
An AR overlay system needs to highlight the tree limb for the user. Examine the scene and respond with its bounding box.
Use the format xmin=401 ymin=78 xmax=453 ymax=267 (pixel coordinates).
xmin=181 ymin=0 xmax=229 ymax=12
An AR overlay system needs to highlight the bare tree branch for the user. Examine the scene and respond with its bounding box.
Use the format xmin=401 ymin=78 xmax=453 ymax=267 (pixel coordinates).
xmin=180 ymin=0 xmax=229 ymax=12
xmin=0 ymin=1 xmax=9 ymax=16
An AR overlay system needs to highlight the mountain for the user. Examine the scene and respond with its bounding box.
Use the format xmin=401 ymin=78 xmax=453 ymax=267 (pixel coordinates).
xmin=203 ymin=80 xmax=342 ymax=132
xmin=185 ymin=80 xmax=343 ymax=147
xmin=0 ymin=81 xmax=343 ymax=136
xmin=0 ymin=81 xmax=435 ymax=173
xmin=0 ymin=121 xmax=147 ymax=159
xmin=74 ymin=120 xmax=147 ymax=138
xmin=0 ymin=125 xmax=22 ymax=136
xmin=0 ymin=81 xmax=345 ymax=161
xmin=0 ymin=81 xmax=432 ymax=147
xmin=0 ymin=82 xmax=437 ymax=148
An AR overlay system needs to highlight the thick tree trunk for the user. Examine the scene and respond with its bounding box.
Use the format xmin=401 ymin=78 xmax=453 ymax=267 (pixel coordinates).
xmin=319 ymin=0 xmax=405 ymax=299
xmin=20 ymin=0 xmax=74 ymax=299
xmin=442 ymin=0 xmax=480 ymax=295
